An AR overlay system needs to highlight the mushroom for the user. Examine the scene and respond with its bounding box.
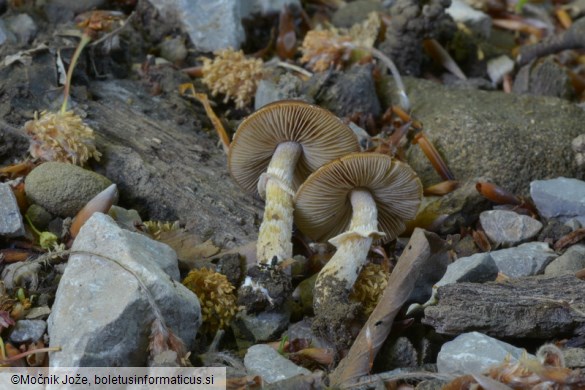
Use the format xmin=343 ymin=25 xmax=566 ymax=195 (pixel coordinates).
xmin=294 ymin=153 xmax=422 ymax=314
xmin=228 ymin=100 xmax=360 ymax=266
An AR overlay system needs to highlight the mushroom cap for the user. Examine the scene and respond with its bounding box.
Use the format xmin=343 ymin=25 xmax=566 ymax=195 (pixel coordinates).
xmin=294 ymin=153 xmax=423 ymax=243
xmin=228 ymin=100 xmax=360 ymax=193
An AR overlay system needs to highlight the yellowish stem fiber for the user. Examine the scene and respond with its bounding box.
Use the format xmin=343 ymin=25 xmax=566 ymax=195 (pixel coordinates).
xmin=256 ymin=142 xmax=302 ymax=265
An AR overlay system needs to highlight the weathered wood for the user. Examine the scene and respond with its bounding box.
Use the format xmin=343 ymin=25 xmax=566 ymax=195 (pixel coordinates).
xmin=422 ymin=274 xmax=585 ymax=338
xmin=0 ymin=52 xmax=263 ymax=247
xmin=87 ymin=80 xmax=263 ymax=246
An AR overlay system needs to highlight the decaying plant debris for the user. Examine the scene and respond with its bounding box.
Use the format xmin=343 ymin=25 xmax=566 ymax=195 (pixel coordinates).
xmin=1 ymin=0 xmax=585 ymax=387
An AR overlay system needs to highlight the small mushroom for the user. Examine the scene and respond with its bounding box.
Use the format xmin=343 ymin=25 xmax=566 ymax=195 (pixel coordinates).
xmin=294 ymin=153 xmax=422 ymax=313
xmin=228 ymin=100 xmax=360 ymax=265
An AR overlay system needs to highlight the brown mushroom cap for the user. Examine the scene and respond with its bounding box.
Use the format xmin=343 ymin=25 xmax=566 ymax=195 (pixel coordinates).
xmin=294 ymin=153 xmax=423 ymax=243
xmin=228 ymin=100 xmax=360 ymax=193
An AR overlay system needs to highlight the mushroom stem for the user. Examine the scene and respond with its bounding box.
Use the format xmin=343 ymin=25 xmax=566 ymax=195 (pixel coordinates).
xmin=314 ymin=189 xmax=384 ymax=310
xmin=257 ymin=141 xmax=302 ymax=265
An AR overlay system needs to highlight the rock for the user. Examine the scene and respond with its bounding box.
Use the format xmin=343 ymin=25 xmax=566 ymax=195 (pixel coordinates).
xmin=545 ymin=244 xmax=585 ymax=275
xmin=158 ymin=36 xmax=188 ymax=64
xmin=244 ymin=344 xmax=311 ymax=384
xmin=231 ymin=309 xmax=290 ymax=347
xmin=479 ymin=210 xmax=542 ymax=247
xmin=446 ymin=0 xmax=492 ymax=38
xmin=25 ymin=204 xmax=52 ymax=231
xmin=538 ymin=218 xmax=573 ymax=244
xmin=384 ymin=78 xmax=585 ymax=195
xmin=9 ymin=320 xmax=47 ymax=344
xmin=513 ymin=56 xmax=575 ymax=100
xmin=331 ymin=0 xmax=383 ymax=28
xmin=315 ymin=64 xmax=381 ymax=118
xmin=564 ymin=348 xmax=585 ymax=368
xmin=375 ymin=337 xmax=418 ymax=371
xmin=0 ymin=19 xmax=13 ymax=46
xmin=490 ymin=242 xmax=557 ymax=277
xmin=0 ymin=183 xmax=25 ymax=237
xmin=254 ymin=74 xmax=308 ymax=110
xmin=423 ymin=274 xmax=585 ymax=338
xmin=149 ymin=0 xmax=245 ymax=52
xmin=108 ymin=205 xmax=142 ymax=233
xmin=48 ymin=213 xmax=200 ymax=366
xmin=287 ymin=318 xmax=333 ymax=350
xmin=25 ymin=306 xmax=51 ymax=321
xmin=25 ymin=162 xmax=112 ymax=218
xmin=436 ymin=252 xmax=498 ymax=287
xmin=437 ymin=332 xmax=530 ymax=375
xmin=46 ymin=0 xmax=107 ymax=14
xmin=531 ymin=177 xmax=585 ymax=222
xmin=241 ymin=0 xmax=301 ymax=15
xmin=486 ymin=55 xmax=515 ymax=85
xmin=4 ymin=13 xmax=37 ymax=44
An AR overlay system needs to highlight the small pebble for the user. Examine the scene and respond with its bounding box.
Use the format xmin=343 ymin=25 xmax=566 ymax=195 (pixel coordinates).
xmin=437 ymin=332 xmax=531 ymax=375
xmin=0 ymin=183 xmax=25 ymax=237
xmin=244 ymin=344 xmax=310 ymax=384
xmin=545 ymin=244 xmax=585 ymax=276
xmin=436 ymin=252 xmax=498 ymax=287
xmin=480 ymin=210 xmax=542 ymax=247
xmin=531 ymin=177 xmax=585 ymax=220
xmin=9 ymin=320 xmax=47 ymax=344
xmin=491 ymin=242 xmax=557 ymax=277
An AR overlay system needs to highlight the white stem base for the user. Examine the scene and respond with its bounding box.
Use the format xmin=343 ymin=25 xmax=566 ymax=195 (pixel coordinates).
xmin=256 ymin=141 xmax=301 ymax=265
xmin=314 ymin=189 xmax=384 ymax=310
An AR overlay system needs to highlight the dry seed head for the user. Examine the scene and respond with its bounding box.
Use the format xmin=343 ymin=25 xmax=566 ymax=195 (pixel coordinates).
xmin=349 ymin=263 xmax=389 ymax=316
xmin=24 ymin=110 xmax=101 ymax=166
xmin=300 ymin=30 xmax=352 ymax=72
xmin=182 ymin=268 xmax=237 ymax=334
xmin=143 ymin=220 xmax=181 ymax=240
xmin=201 ymin=49 xmax=265 ymax=109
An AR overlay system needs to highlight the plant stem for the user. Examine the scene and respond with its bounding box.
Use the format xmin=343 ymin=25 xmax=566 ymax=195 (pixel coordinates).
xmin=60 ymin=33 xmax=92 ymax=114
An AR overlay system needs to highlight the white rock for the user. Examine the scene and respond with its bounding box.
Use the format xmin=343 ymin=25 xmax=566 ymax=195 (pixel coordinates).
xmin=48 ymin=213 xmax=201 ymax=366
xmin=437 ymin=332 xmax=531 ymax=375
xmin=446 ymin=0 xmax=492 ymax=38
xmin=244 ymin=344 xmax=310 ymax=383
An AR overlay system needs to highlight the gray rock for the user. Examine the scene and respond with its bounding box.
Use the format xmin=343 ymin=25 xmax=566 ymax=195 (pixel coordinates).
xmin=531 ymin=177 xmax=585 ymax=220
xmin=158 ymin=36 xmax=188 ymax=64
xmin=0 ymin=183 xmax=25 ymax=237
xmin=25 ymin=162 xmax=112 ymax=217
xmin=316 ymin=64 xmax=382 ymax=118
xmin=491 ymin=242 xmax=557 ymax=277
xmin=436 ymin=252 xmax=498 ymax=287
xmin=46 ymin=0 xmax=107 ymax=14
xmin=287 ymin=318 xmax=333 ymax=350
xmin=376 ymin=337 xmax=418 ymax=370
xmin=254 ymin=73 xmax=308 ymax=110
xmin=232 ymin=309 xmax=290 ymax=347
xmin=447 ymin=0 xmax=492 ymax=38
xmin=564 ymin=348 xmax=585 ymax=368
xmin=10 ymin=320 xmax=47 ymax=344
xmin=108 ymin=205 xmax=142 ymax=233
xmin=545 ymin=244 xmax=585 ymax=275
xmin=48 ymin=213 xmax=200 ymax=366
xmin=331 ymin=0 xmax=383 ymax=28
xmin=573 ymin=134 xmax=585 ymax=168
xmin=149 ymin=0 xmax=245 ymax=52
xmin=437 ymin=332 xmax=530 ymax=375
xmin=480 ymin=210 xmax=542 ymax=247
xmin=241 ymin=0 xmax=301 ymax=16
xmin=4 ymin=13 xmax=37 ymax=44
xmin=0 ymin=19 xmax=13 ymax=46
xmin=25 ymin=306 xmax=51 ymax=321
xmin=244 ymin=344 xmax=311 ymax=384
xmin=409 ymin=240 xmax=449 ymax=302
xmin=384 ymin=78 xmax=585 ymax=195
